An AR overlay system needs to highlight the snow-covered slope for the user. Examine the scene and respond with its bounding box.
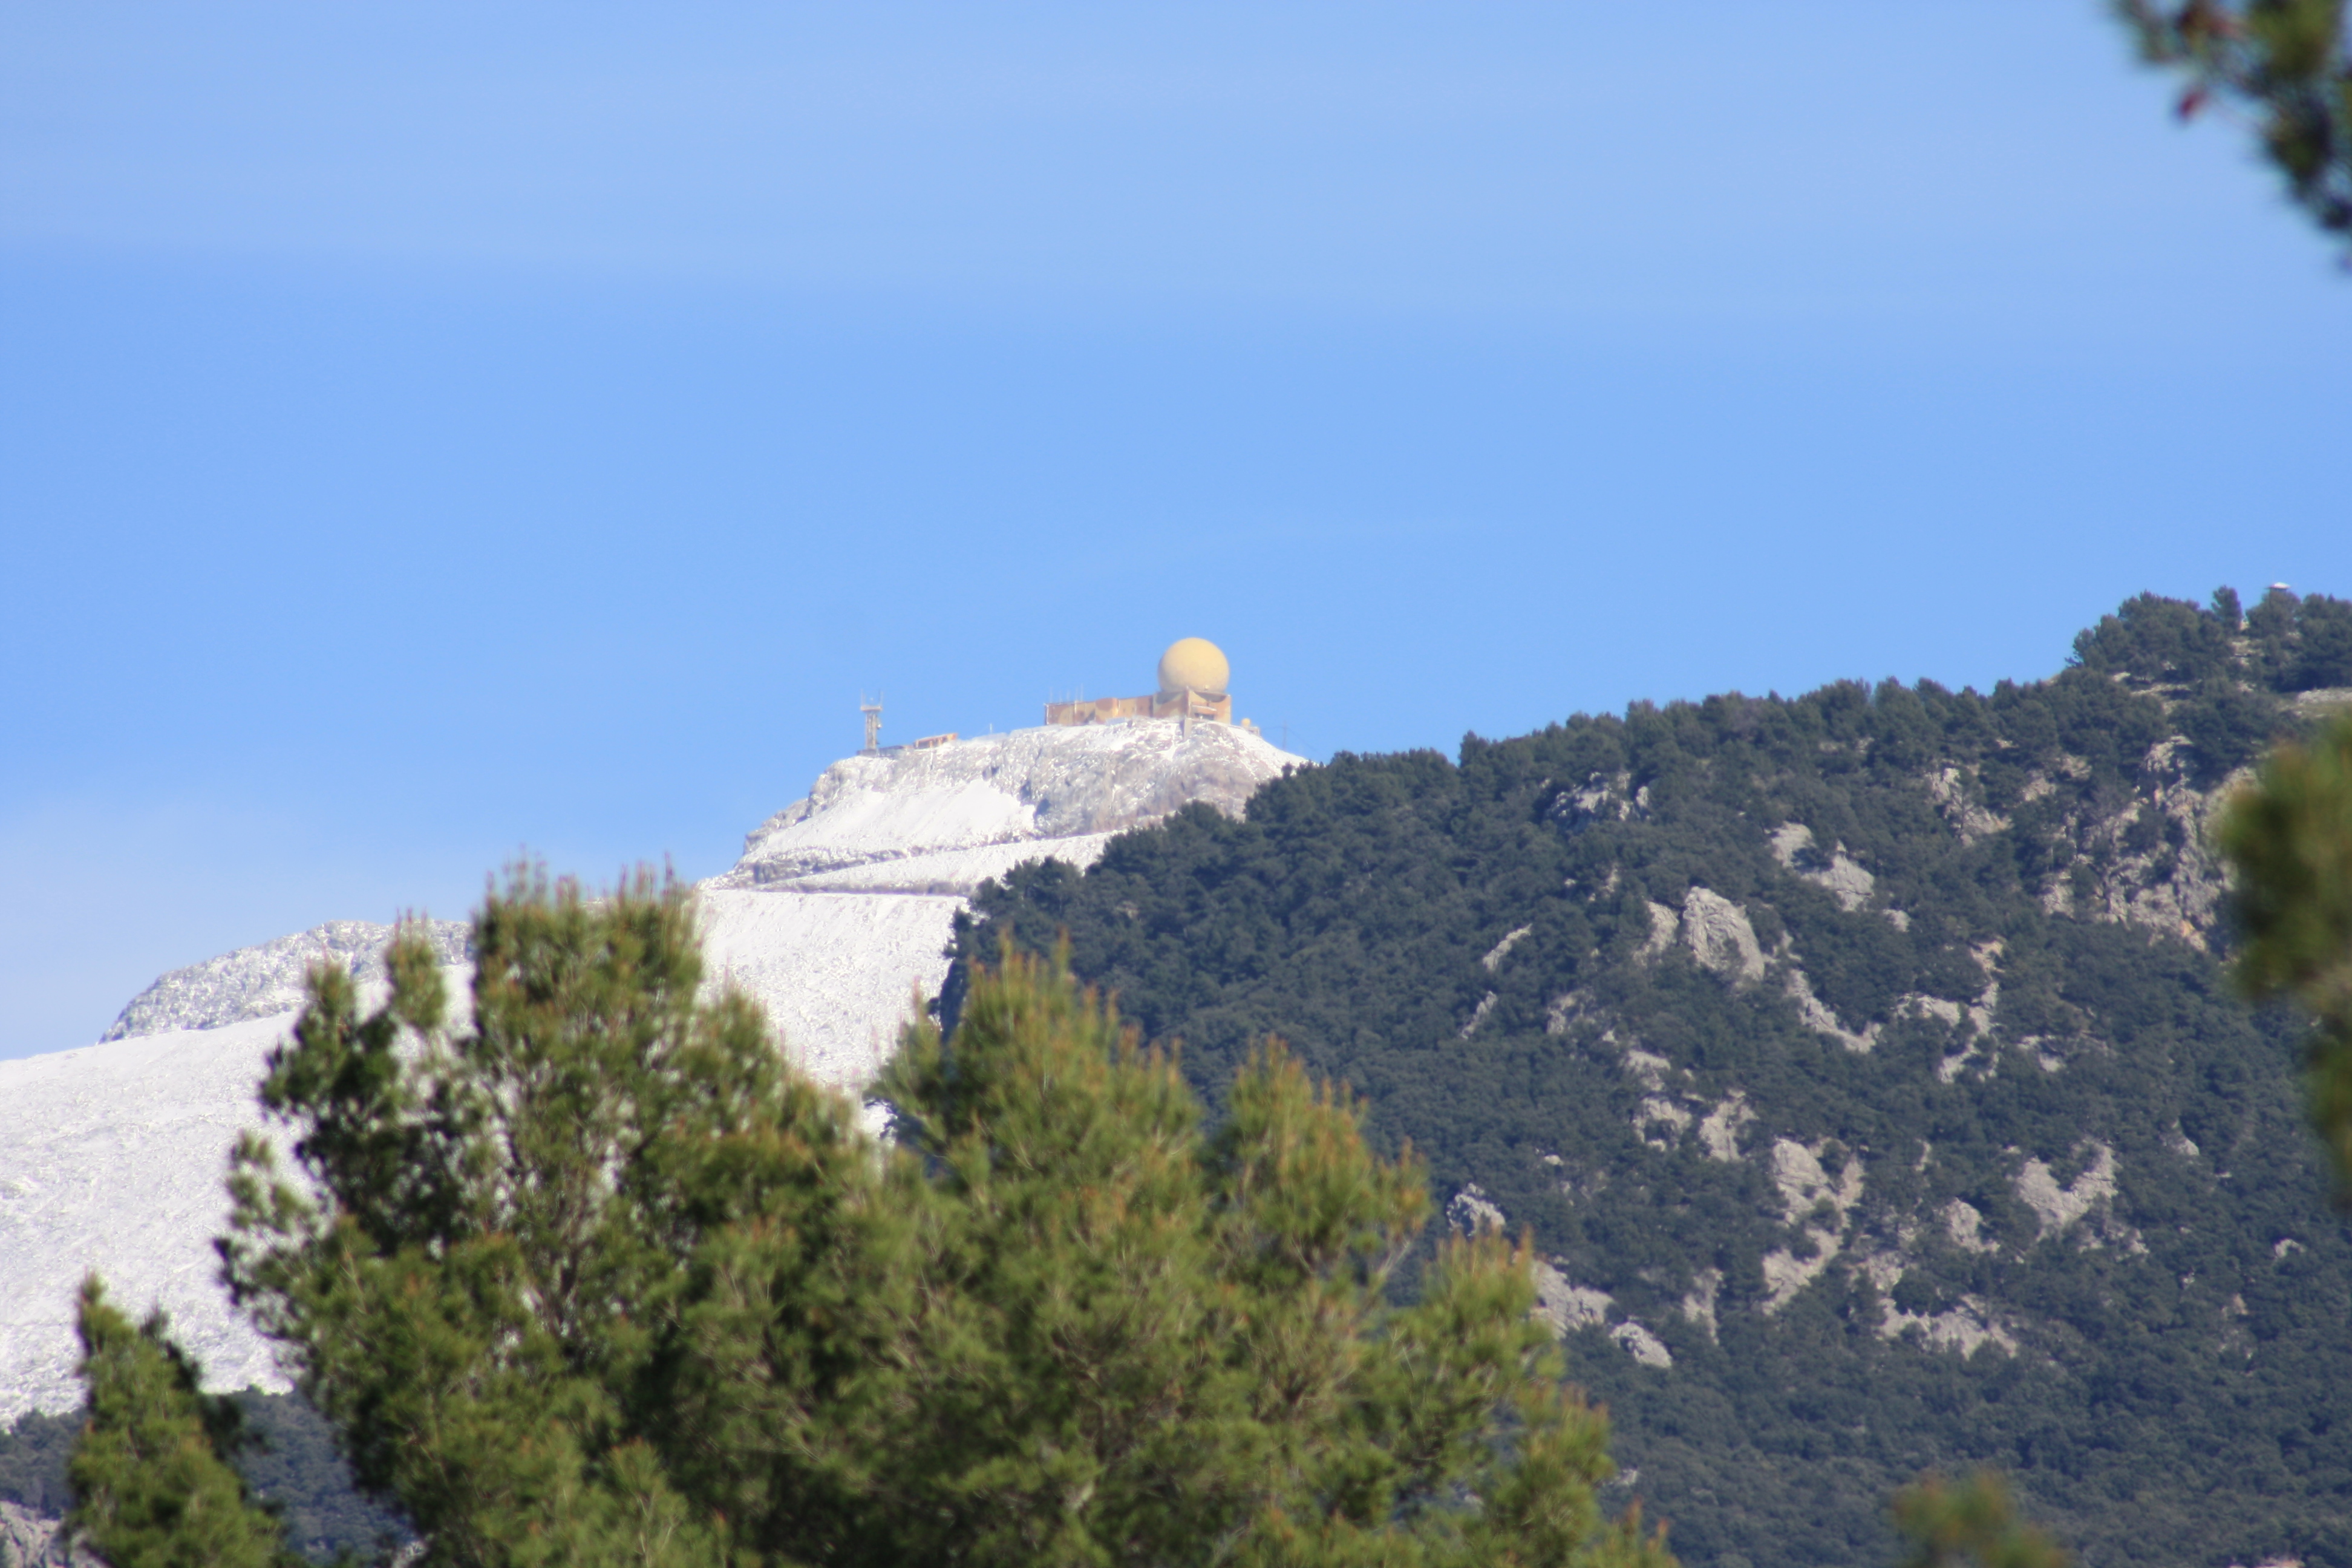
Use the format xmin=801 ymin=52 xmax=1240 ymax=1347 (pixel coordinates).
xmin=0 ymin=721 xmax=1302 ymax=1418
xmin=1 ymin=1013 xmax=311 ymax=1416
xmin=699 ymin=721 xmax=1294 ymax=1083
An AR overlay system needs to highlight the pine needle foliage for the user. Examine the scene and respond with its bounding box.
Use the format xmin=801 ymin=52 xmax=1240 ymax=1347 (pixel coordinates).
xmin=878 ymin=951 xmax=1665 ymax=1568
xmin=2120 ymin=0 xmax=2352 ymax=253
xmin=65 ymin=1279 xmax=301 ymax=1568
xmin=1889 ymin=1472 xmax=2066 ymax=1568
xmin=2217 ymin=712 xmax=2352 ymax=1187
xmin=70 ymin=866 xmax=1666 ymax=1568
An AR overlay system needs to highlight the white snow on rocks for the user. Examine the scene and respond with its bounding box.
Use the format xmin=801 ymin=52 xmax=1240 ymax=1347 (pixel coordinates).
xmin=102 ymin=920 xmax=470 ymax=1042
xmin=0 ymin=958 xmax=477 ymax=1423
xmin=700 ymin=722 xmax=1298 ymax=1086
xmin=695 ymin=889 xmax=972 ymax=1089
xmin=715 ymin=722 xmax=1286 ymax=891
xmin=0 ymin=720 xmax=1302 ymax=1419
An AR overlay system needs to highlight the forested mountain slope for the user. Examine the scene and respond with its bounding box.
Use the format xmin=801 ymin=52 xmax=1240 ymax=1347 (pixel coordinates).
xmin=950 ymin=587 xmax=2352 ymax=1568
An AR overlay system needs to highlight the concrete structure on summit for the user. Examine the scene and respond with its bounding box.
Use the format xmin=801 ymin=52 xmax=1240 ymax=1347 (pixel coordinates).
xmin=1044 ymin=637 xmax=1258 ymax=734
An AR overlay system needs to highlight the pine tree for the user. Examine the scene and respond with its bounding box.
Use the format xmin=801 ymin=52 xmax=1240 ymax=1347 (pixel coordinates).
xmin=875 ymin=950 xmax=1664 ymax=1567
xmin=65 ymin=1279 xmax=295 ymax=1568
xmin=217 ymin=867 xmax=802 ymax=1566
xmin=64 ymin=866 xmax=1672 ymax=1567
xmin=1889 ymin=1473 xmax=2066 ymax=1568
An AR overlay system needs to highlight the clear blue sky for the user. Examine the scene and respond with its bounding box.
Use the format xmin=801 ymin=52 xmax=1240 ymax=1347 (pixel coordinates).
xmin=3 ymin=2 xmax=2347 ymax=1058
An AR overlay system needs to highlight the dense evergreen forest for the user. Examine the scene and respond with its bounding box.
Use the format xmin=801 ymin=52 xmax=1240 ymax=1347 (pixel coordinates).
xmin=949 ymin=587 xmax=2352 ymax=1568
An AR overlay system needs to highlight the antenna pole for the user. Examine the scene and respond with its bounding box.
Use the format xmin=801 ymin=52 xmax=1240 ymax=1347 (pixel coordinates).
xmin=860 ymin=692 xmax=884 ymax=754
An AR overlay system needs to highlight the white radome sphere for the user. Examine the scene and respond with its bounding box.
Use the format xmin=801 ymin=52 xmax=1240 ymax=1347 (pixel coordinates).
xmin=1157 ymin=637 xmax=1230 ymax=694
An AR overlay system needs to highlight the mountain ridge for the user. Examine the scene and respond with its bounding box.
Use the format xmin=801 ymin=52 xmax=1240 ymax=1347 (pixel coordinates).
xmin=102 ymin=920 xmax=474 ymax=1044
xmin=8 ymin=589 xmax=2350 ymax=1564
xmin=952 ymin=586 xmax=2352 ymax=1568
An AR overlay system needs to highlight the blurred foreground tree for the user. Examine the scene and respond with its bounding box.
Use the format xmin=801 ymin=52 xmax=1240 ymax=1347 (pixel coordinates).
xmin=2218 ymin=713 xmax=2352 ymax=1189
xmin=2119 ymin=0 xmax=2352 ymax=253
xmin=1889 ymin=1473 xmax=2066 ymax=1568
xmin=71 ymin=868 xmax=1671 ymax=1568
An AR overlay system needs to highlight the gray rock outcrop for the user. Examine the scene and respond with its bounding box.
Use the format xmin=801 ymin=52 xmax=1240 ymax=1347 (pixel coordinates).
xmin=0 ymin=1501 xmax=102 ymax=1567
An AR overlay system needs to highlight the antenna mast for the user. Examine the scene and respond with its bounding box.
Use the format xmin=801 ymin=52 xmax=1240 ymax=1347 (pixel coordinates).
xmin=860 ymin=691 xmax=884 ymax=754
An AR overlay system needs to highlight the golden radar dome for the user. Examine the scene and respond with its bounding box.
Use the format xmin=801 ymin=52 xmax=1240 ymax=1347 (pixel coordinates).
xmin=1157 ymin=636 xmax=1230 ymax=694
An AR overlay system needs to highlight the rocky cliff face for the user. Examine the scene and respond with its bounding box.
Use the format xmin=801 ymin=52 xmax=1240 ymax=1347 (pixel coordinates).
xmin=0 ymin=719 xmax=1302 ymax=1423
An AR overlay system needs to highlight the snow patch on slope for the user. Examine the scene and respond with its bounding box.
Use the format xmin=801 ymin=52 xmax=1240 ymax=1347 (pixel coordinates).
xmin=3 ymin=1014 xmax=313 ymax=1419
xmin=700 ymin=722 xmax=1299 ymax=1085
xmin=696 ymin=889 xmax=973 ymax=1088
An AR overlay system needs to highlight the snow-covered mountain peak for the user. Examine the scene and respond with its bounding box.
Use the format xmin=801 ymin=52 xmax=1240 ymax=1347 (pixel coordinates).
xmin=103 ymin=920 xmax=471 ymax=1043
xmin=692 ymin=721 xmax=1302 ymax=1082
xmin=718 ymin=722 xmax=1299 ymax=889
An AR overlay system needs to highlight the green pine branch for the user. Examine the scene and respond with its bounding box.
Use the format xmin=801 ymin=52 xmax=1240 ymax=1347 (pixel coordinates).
xmin=2119 ymin=0 xmax=2352 ymax=253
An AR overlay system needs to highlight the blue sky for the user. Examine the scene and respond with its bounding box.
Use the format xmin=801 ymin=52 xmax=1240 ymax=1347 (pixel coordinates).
xmin=3 ymin=2 xmax=2347 ymax=1057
